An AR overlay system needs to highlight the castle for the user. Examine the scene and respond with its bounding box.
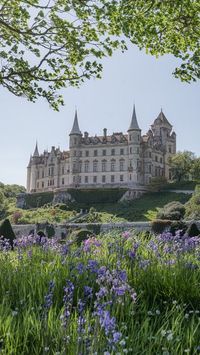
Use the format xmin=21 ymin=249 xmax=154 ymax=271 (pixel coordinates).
xmin=26 ymin=106 xmax=176 ymax=194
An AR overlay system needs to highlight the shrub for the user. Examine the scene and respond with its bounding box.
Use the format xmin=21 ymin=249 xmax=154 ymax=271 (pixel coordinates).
xmin=12 ymin=211 xmax=23 ymax=224
xmin=0 ymin=219 xmax=16 ymax=249
xmin=151 ymin=219 xmax=172 ymax=234
xmin=156 ymin=201 xmax=185 ymax=220
xmin=169 ymin=221 xmax=187 ymax=236
xmin=185 ymin=190 xmax=200 ymax=219
xmin=71 ymin=229 xmax=93 ymax=246
xmin=186 ymin=223 xmax=200 ymax=237
xmin=45 ymin=224 xmax=55 ymax=238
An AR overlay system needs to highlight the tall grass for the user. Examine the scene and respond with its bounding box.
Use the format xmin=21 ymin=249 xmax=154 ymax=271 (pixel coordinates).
xmin=0 ymin=230 xmax=199 ymax=354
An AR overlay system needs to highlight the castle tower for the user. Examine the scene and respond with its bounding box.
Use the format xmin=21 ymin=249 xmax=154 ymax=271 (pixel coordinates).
xmin=69 ymin=110 xmax=82 ymax=185
xmin=127 ymin=105 xmax=141 ymax=184
xmin=28 ymin=142 xmax=40 ymax=192
xmin=151 ymin=110 xmax=176 ymax=180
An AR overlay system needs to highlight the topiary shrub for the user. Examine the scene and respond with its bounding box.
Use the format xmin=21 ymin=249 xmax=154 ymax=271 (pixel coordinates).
xmin=151 ymin=219 xmax=172 ymax=235
xmin=156 ymin=201 xmax=186 ymax=220
xmin=169 ymin=221 xmax=187 ymax=236
xmin=0 ymin=219 xmax=16 ymax=249
xmin=45 ymin=224 xmax=55 ymax=238
xmin=186 ymin=223 xmax=200 ymax=237
xmin=71 ymin=229 xmax=93 ymax=246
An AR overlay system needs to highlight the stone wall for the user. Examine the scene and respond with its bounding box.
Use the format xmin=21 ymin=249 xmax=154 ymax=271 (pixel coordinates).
xmin=12 ymin=220 xmax=200 ymax=239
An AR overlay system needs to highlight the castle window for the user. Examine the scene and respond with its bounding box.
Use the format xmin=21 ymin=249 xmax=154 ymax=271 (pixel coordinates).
xmin=79 ymin=162 xmax=82 ymax=173
xmin=130 ymin=147 xmax=132 ymax=154
xmin=42 ymin=182 xmax=44 ymax=188
xmin=93 ymin=176 xmax=97 ymax=183
xmin=84 ymin=161 xmax=89 ymax=172
xmin=120 ymin=148 xmax=124 ymax=155
xmin=37 ymin=170 xmax=39 ymax=179
xmin=93 ymin=161 xmax=98 ymax=172
xmin=94 ymin=150 xmax=98 ymax=157
xmin=137 ymin=147 xmax=139 ymax=154
xmin=74 ymin=151 xmax=76 ymax=157
xmin=149 ymin=151 xmax=152 ymax=158
xmin=79 ymin=176 xmax=81 ymax=183
xmin=155 ymin=155 xmax=158 ymax=162
xmin=85 ymin=176 xmax=88 ymax=183
xmin=111 ymin=149 xmax=115 ymax=156
xmin=79 ymin=151 xmax=82 ymax=157
xmin=120 ymin=160 xmax=124 ymax=171
xmin=102 ymin=175 xmax=106 ymax=183
xmin=102 ymin=149 xmax=106 ymax=156
xmin=62 ymin=178 xmax=65 ymax=185
xmin=102 ymin=160 xmax=107 ymax=172
xmin=160 ymin=157 xmax=163 ymax=163
xmin=42 ymin=170 xmax=44 ymax=178
xmin=37 ymin=182 xmax=39 ymax=188
xmin=48 ymin=168 xmax=51 ymax=176
xmin=74 ymin=138 xmax=77 ymax=145
xmin=111 ymin=175 xmax=115 ymax=183
xmin=73 ymin=176 xmax=75 ymax=183
xmin=85 ymin=150 xmax=89 ymax=157
xmin=138 ymin=135 xmax=140 ymax=141
xmin=169 ymin=146 xmax=172 ymax=153
xmin=149 ymin=165 xmax=151 ymax=173
xmin=120 ymin=175 xmax=124 ymax=182
xmin=111 ymin=160 xmax=115 ymax=172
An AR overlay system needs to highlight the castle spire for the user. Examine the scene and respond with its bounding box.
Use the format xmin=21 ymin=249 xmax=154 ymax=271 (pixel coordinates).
xmin=128 ymin=104 xmax=140 ymax=131
xmin=33 ymin=141 xmax=39 ymax=157
xmin=70 ymin=109 xmax=81 ymax=135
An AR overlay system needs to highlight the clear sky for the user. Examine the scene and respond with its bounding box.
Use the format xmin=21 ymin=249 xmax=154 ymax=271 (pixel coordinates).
xmin=0 ymin=45 xmax=199 ymax=187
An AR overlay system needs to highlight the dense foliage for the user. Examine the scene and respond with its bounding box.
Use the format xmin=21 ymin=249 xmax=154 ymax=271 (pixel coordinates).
xmin=169 ymin=152 xmax=200 ymax=182
xmin=156 ymin=201 xmax=186 ymax=221
xmin=0 ymin=230 xmax=199 ymax=354
xmin=185 ymin=186 xmax=200 ymax=220
xmin=0 ymin=1 xmax=199 ymax=108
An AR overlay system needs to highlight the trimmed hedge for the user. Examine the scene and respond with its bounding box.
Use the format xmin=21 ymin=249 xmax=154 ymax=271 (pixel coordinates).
xmin=68 ymin=189 xmax=127 ymax=204
xmin=24 ymin=192 xmax=54 ymax=208
xmin=151 ymin=219 xmax=172 ymax=234
xmin=0 ymin=219 xmax=16 ymax=249
xmin=70 ymin=229 xmax=93 ymax=246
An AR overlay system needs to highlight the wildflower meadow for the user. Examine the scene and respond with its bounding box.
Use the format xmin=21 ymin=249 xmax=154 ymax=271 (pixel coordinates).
xmin=0 ymin=229 xmax=199 ymax=354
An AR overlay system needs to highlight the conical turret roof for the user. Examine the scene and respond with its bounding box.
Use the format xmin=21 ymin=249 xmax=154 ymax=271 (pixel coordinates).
xmin=33 ymin=141 xmax=39 ymax=157
xmin=70 ymin=110 xmax=81 ymax=135
xmin=128 ymin=104 xmax=140 ymax=131
xmin=154 ymin=109 xmax=172 ymax=127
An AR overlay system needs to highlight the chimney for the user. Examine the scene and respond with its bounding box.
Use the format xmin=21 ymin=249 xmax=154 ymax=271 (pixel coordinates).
xmin=103 ymin=128 xmax=107 ymax=138
xmin=84 ymin=132 xmax=88 ymax=139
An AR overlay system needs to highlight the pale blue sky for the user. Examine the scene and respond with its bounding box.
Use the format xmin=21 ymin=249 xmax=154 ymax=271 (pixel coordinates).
xmin=0 ymin=45 xmax=199 ymax=187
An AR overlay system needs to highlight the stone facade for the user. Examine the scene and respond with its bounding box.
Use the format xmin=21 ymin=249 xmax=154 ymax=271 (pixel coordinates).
xmin=26 ymin=106 xmax=176 ymax=193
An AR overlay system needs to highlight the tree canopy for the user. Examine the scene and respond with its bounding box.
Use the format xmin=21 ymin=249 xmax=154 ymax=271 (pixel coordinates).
xmin=169 ymin=151 xmax=200 ymax=182
xmin=0 ymin=0 xmax=199 ymax=109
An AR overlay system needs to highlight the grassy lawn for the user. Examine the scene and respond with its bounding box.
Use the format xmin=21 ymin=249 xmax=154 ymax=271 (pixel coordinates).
xmin=91 ymin=192 xmax=192 ymax=222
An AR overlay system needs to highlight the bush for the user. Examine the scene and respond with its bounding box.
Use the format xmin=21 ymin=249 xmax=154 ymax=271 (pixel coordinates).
xmin=157 ymin=201 xmax=185 ymax=220
xmin=169 ymin=221 xmax=187 ymax=236
xmin=186 ymin=223 xmax=200 ymax=237
xmin=151 ymin=219 xmax=172 ymax=234
xmin=185 ymin=190 xmax=200 ymax=219
xmin=45 ymin=224 xmax=55 ymax=238
xmin=0 ymin=219 xmax=16 ymax=248
xmin=71 ymin=229 xmax=93 ymax=246
xmin=12 ymin=211 xmax=23 ymax=224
